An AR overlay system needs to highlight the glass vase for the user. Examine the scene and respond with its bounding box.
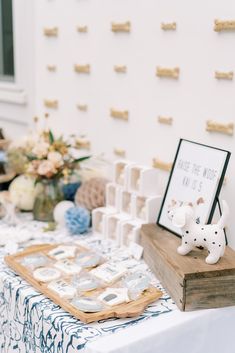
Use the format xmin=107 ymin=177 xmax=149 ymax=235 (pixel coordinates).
xmin=33 ymin=179 xmax=63 ymax=222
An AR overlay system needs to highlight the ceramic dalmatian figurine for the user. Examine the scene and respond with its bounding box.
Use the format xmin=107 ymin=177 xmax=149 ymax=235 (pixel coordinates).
xmin=168 ymin=198 xmax=229 ymax=265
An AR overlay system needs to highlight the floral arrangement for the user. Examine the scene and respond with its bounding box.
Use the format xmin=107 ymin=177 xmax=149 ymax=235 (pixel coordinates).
xmin=6 ymin=115 xmax=91 ymax=222
xmin=7 ymin=116 xmax=90 ymax=182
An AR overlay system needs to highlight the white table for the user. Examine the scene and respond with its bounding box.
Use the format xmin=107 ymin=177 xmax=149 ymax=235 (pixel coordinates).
xmin=86 ymin=306 xmax=235 ymax=353
xmin=0 ymin=216 xmax=234 ymax=353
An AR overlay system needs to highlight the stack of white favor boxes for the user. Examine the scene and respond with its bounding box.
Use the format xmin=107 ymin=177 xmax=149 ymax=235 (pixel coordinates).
xmin=92 ymin=160 xmax=162 ymax=248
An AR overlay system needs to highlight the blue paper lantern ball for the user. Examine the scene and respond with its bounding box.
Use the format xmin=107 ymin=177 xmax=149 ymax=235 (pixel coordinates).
xmin=65 ymin=206 xmax=90 ymax=235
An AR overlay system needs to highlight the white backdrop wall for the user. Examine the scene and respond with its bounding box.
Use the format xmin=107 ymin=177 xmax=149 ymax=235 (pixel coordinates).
xmin=33 ymin=0 xmax=235 ymax=247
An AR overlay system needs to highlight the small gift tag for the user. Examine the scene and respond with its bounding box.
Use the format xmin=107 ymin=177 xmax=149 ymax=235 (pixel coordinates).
xmin=48 ymin=279 xmax=77 ymax=299
xmin=71 ymin=297 xmax=104 ymax=313
xmin=33 ymin=267 xmax=61 ymax=282
xmin=48 ymin=245 xmax=77 ymax=260
xmin=98 ymin=288 xmax=130 ymax=306
xmin=90 ymin=262 xmax=127 ymax=284
xmin=54 ymin=259 xmax=82 ymax=275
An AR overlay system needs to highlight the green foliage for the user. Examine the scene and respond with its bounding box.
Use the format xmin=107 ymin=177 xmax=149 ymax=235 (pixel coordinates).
xmin=74 ymin=156 xmax=91 ymax=163
xmin=48 ymin=130 xmax=55 ymax=144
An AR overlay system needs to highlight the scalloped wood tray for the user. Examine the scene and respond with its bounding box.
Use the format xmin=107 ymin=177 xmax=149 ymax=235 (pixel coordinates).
xmin=5 ymin=243 xmax=162 ymax=323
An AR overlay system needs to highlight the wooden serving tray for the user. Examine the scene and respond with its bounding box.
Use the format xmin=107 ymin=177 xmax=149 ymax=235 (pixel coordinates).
xmin=5 ymin=243 xmax=162 ymax=323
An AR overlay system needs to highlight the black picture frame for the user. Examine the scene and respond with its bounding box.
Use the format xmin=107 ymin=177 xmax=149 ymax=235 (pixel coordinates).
xmin=157 ymin=139 xmax=231 ymax=237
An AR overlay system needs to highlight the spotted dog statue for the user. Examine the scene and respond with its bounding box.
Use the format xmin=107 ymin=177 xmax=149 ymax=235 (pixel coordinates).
xmin=168 ymin=198 xmax=229 ymax=265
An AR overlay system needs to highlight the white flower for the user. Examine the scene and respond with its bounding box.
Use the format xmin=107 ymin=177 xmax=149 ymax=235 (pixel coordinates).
xmin=32 ymin=141 xmax=49 ymax=158
xmin=38 ymin=160 xmax=57 ymax=178
xmin=48 ymin=151 xmax=64 ymax=168
xmin=27 ymin=164 xmax=36 ymax=174
xmin=26 ymin=160 xmax=40 ymax=175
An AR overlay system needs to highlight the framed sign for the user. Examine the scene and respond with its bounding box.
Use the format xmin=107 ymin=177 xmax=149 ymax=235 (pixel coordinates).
xmin=157 ymin=139 xmax=231 ymax=237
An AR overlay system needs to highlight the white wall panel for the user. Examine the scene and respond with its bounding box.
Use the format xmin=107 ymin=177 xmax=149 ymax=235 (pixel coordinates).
xmin=34 ymin=0 xmax=235 ymax=247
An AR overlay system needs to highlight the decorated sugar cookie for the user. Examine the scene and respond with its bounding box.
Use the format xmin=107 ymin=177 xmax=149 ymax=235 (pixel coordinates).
xmin=48 ymin=245 xmax=77 ymax=260
xmin=73 ymin=275 xmax=100 ymax=292
xmin=48 ymin=280 xmax=77 ymax=299
xmin=75 ymin=252 xmax=101 ymax=268
xmin=20 ymin=254 xmax=49 ymax=270
xmin=71 ymin=297 xmax=104 ymax=312
xmin=54 ymin=259 xmax=81 ymax=275
xmin=98 ymin=288 xmax=130 ymax=306
xmin=33 ymin=267 xmax=61 ymax=282
xmin=123 ymin=272 xmax=150 ymax=299
xmin=90 ymin=262 xmax=127 ymax=284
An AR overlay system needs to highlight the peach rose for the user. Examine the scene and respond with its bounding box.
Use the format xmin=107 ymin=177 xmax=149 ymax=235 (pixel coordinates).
xmin=48 ymin=151 xmax=64 ymax=168
xmin=37 ymin=160 xmax=57 ymax=178
xmin=27 ymin=160 xmax=41 ymax=175
xmin=32 ymin=141 xmax=50 ymax=158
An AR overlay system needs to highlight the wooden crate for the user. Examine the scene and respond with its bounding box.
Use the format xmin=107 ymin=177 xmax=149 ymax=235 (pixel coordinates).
xmin=140 ymin=224 xmax=235 ymax=311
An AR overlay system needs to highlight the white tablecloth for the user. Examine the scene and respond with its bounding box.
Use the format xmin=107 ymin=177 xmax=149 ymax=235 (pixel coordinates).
xmin=0 ymin=215 xmax=234 ymax=353
xmin=86 ymin=306 xmax=235 ymax=353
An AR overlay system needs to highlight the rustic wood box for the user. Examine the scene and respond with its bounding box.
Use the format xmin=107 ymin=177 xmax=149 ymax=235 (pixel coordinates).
xmin=140 ymin=224 xmax=235 ymax=311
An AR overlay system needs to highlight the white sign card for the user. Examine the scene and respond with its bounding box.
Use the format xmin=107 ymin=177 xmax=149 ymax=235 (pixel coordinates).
xmin=157 ymin=139 xmax=231 ymax=237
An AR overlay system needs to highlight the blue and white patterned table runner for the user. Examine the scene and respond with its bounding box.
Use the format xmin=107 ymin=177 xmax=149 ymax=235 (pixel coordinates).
xmin=0 ymin=216 xmax=176 ymax=352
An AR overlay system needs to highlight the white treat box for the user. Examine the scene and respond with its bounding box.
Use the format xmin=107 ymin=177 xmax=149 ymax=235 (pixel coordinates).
xmin=106 ymin=183 xmax=122 ymax=211
xmin=128 ymin=165 xmax=159 ymax=196
xmin=105 ymin=213 xmax=132 ymax=245
xmin=132 ymin=195 xmax=162 ymax=223
xmin=120 ymin=219 xmax=145 ymax=247
xmin=113 ymin=160 xmax=135 ymax=189
xmin=119 ymin=190 xmax=133 ymax=217
xmin=92 ymin=207 xmax=117 ymax=236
